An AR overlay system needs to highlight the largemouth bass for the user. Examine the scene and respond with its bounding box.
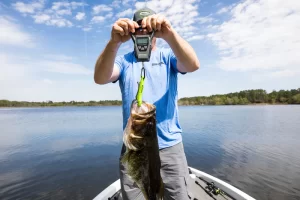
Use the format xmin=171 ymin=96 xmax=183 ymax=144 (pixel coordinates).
xmin=121 ymin=100 xmax=164 ymax=200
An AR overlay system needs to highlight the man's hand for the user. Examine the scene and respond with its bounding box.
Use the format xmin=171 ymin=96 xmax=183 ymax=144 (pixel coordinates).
xmin=95 ymin=18 xmax=138 ymax=85
xmin=142 ymin=14 xmax=200 ymax=73
xmin=141 ymin=14 xmax=173 ymax=40
xmin=111 ymin=18 xmax=139 ymax=43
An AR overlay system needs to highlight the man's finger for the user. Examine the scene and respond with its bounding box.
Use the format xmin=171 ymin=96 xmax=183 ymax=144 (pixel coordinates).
xmin=156 ymin=15 xmax=164 ymax=31
xmin=118 ymin=18 xmax=130 ymax=21
xmin=141 ymin=17 xmax=147 ymax=28
xmin=146 ymin=16 xmax=152 ymax=32
xmin=118 ymin=21 xmax=129 ymax=35
xmin=120 ymin=18 xmax=135 ymax=33
xmin=133 ymin=21 xmax=139 ymax=28
xmin=151 ymin=16 xmax=157 ymax=31
xmin=112 ymin=24 xmax=125 ymax=36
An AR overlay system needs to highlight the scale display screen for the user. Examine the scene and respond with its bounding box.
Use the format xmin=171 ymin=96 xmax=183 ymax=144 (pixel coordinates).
xmin=137 ymin=38 xmax=148 ymax=44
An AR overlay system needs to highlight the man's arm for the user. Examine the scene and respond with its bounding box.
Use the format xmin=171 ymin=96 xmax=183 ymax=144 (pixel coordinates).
xmin=94 ymin=40 xmax=121 ymax=85
xmin=165 ymin=29 xmax=200 ymax=73
xmin=94 ymin=18 xmax=139 ymax=85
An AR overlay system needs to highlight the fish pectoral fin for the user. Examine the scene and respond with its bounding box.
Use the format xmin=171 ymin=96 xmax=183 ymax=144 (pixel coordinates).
xmin=129 ymin=131 xmax=143 ymax=139
xmin=127 ymin=143 xmax=138 ymax=151
xmin=130 ymin=133 xmax=143 ymax=139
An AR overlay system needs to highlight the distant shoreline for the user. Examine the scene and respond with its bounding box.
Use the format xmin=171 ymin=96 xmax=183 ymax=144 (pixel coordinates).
xmin=178 ymin=103 xmax=290 ymax=106
xmin=1 ymin=88 xmax=299 ymax=107
xmin=0 ymin=103 xmax=297 ymax=109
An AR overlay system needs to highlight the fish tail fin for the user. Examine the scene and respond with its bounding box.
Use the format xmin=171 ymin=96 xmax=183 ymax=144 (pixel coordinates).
xmin=157 ymin=177 xmax=164 ymax=200
xmin=141 ymin=189 xmax=149 ymax=200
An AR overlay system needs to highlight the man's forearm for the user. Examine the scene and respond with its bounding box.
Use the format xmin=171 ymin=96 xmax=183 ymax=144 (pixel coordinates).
xmin=165 ymin=28 xmax=200 ymax=72
xmin=94 ymin=40 xmax=121 ymax=84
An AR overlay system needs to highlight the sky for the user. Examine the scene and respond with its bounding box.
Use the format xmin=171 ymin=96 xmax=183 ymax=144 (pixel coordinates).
xmin=1 ymin=0 xmax=299 ymax=102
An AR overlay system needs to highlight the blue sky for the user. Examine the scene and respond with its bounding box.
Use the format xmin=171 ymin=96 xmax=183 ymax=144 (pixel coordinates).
xmin=1 ymin=0 xmax=299 ymax=101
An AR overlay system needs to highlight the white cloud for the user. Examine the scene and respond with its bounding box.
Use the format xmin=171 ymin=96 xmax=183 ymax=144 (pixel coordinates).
xmin=91 ymin=16 xmax=106 ymax=24
xmin=105 ymin=12 xmax=113 ymax=19
xmin=198 ymin=16 xmax=215 ymax=24
xmin=134 ymin=0 xmax=200 ymax=41
xmin=50 ymin=1 xmax=86 ymax=16
xmin=75 ymin=12 xmax=85 ymax=20
xmin=111 ymin=0 xmax=121 ymax=7
xmin=51 ymin=1 xmax=85 ymax=11
xmin=270 ymin=70 xmax=300 ymax=78
xmin=0 ymin=53 xmax=119 ymax=102
xmin=208 ymin=0 xmax=300 ymax=72
xmin=0 ymin=52 xmax=91 ymax=81
xmin=117 ymin=8 xmax=133 ymax=18
xmin=186 ymin=35 xmax=205 ymax=42
xmin=56 ymin=9 xmax=72 ymax=15
xmin=32 ymin=13 xmax=72 ymax=27
xmin=122 ymin=0 xmax=136 ymax=6
xmin=0 ymin=51 xmax=95 ymax=102
xmin=52 ymin=2 xmax=69 ymax=10
xmin=43 ymin=54 xmax=73 ymax=61
xmin=92 ymin=4 xmax=112 ymax=15
xmin=12 ymin=0 xmax=45 ymax=14
xmin=50 ymin=18 xmax=73 ymax=27
xmin=1 ymin=79 xmax=122 ymax=102
xmin=32 ymin=13 xmax=50 ymax=23
xmin=70 ymin=2 xmax=86 ymax=9
xmin=13 ymin=1 xmax=86 ymax=27
xmin=0 ymin=16 xmax=34 ymax=47
xmin=40 ymin=61 xmax=92 ymax=75
xmin=43 ymin=79 xmax=53 ymax=84
xmin=82 ymin=27 xmax=92 ymax=32
xmin=216 ymin=5 xmax=235 ymax=15
xmin=206 ymin=24 xmax=219 ymax=30
xmin=0 ymin=53 xmax=31 ymax=81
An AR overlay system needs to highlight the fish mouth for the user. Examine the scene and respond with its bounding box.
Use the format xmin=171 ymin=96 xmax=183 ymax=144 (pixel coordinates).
xmin=123 ymin=100 xmax=157 ymax=151
xmin=131 ymin=100 xmax=156 ymax=117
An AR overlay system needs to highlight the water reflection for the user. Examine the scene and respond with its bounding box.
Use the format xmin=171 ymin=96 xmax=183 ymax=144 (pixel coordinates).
xmin=0 ymin=143 xmax=122 ymax=200
xmin=0 ymin=105 xmax=300 ymax=200
xmin=0 ymin=107 xmax=124 ymax=161
xmin=180 ymin=105 xmax=300 ymax=200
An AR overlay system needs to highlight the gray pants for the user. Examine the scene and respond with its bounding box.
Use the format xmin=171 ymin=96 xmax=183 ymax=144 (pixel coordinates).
xmin=119 ymin=142 xmax=190 ymax=200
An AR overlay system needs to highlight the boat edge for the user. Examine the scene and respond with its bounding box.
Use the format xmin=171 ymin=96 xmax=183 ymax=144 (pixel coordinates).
xmin=189 ymin=167 xmax=256 ymax=200
xmin=93 ymin=167 xmax=256 ymax=200
xmin=93 ymin=179 xmax=121 ymax=200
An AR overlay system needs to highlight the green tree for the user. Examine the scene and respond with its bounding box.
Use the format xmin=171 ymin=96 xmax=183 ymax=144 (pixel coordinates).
xmin=291 ymin=94 xmax=300 ymax=104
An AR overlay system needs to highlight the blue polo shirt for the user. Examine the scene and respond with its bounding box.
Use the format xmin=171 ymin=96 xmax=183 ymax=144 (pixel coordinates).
xmin=114 ymin=47 xmax=185 ymax=149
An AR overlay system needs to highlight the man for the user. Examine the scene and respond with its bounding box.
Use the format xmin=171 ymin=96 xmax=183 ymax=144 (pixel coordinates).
xmin=94 ymin=7 xmax=200 ymax=200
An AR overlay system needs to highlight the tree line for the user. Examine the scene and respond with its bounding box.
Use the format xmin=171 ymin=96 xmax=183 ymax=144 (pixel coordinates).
xmin=178 ymin=88 xmax=300 ymax=105
xmin=0 ymin=100 xmax=122 ymax=107
xmin=1 ymin=88 xmax=300 ymax=107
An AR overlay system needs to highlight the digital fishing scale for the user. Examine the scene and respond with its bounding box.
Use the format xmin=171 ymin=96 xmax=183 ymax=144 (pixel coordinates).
xmin=130 ymin=27 xmax=155 ymax=62
xmin=131 ymin=26 xmax=155 ymax=106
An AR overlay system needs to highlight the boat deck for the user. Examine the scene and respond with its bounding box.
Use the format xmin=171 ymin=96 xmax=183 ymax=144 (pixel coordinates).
xmin=188 ymin=174 xmax=235 ymax=200
xmin=108 ymin=169 xmax=235 ymax=200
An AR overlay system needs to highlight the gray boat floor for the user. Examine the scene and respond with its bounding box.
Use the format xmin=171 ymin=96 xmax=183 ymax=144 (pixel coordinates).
xmin=188 ymin=175 xmax=234 ymax=200
xmin=109 ymin=175 xmax=234 ymax=200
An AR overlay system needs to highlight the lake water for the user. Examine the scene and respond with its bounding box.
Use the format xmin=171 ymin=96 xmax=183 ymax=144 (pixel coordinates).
xmin=0 ymin=105 xmax=300 ymax=200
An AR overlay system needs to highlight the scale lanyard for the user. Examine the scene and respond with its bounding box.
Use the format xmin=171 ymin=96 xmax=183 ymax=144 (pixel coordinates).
xmin=136 ymin=62 xmax=145 ymax=107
